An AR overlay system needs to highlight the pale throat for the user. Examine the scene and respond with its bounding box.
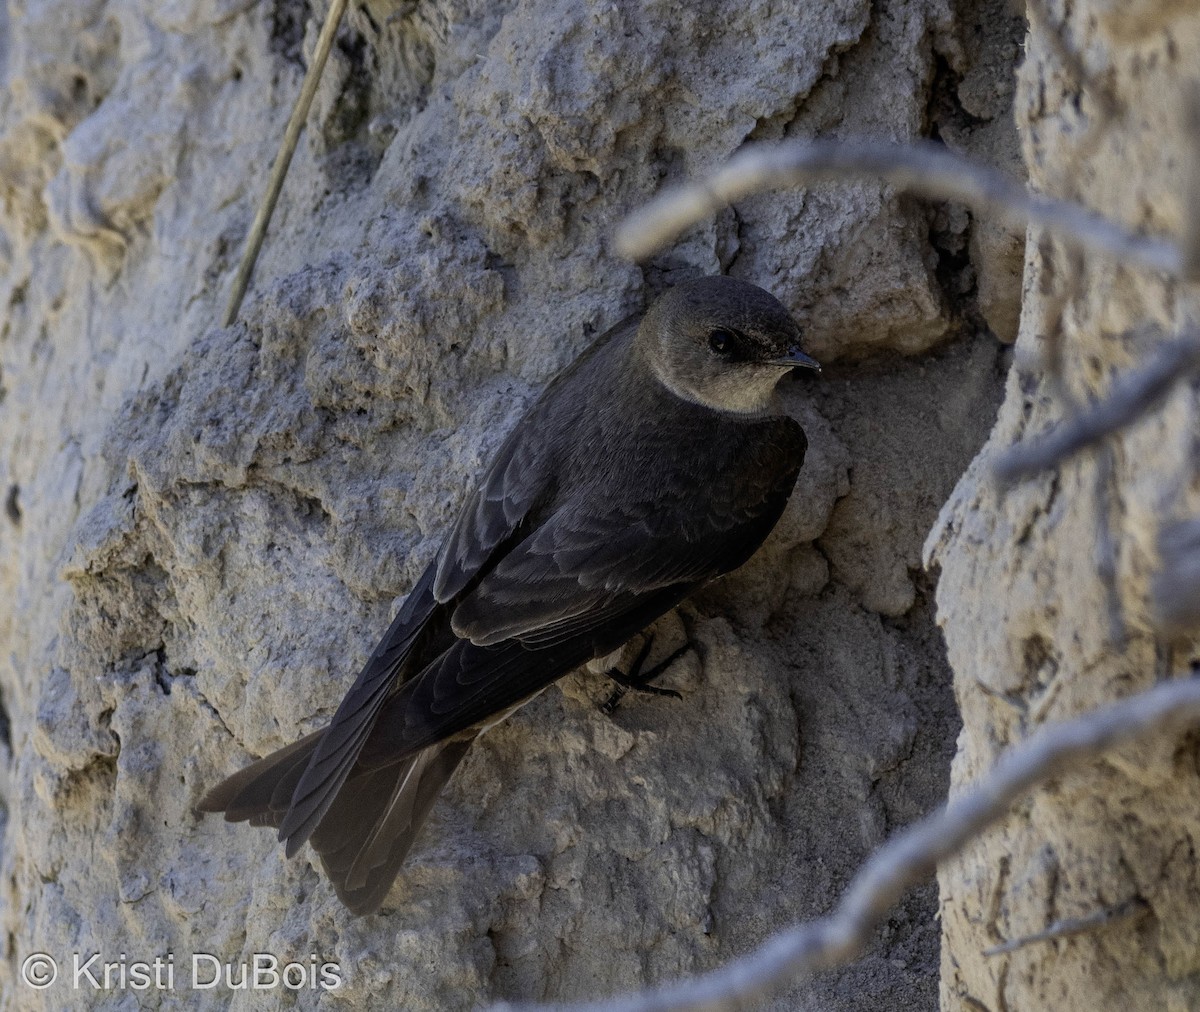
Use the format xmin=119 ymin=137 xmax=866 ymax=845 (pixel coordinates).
xmin=650 ymin=356 xmax=784 ymax=415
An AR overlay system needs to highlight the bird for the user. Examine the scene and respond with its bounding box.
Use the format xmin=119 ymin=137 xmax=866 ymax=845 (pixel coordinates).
xmin=198 ymin=275 xmax=821 ymax=915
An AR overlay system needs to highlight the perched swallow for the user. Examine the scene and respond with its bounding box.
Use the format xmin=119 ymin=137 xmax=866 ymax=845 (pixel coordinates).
xmin=199 ymin=275 xmax=820 ymax=914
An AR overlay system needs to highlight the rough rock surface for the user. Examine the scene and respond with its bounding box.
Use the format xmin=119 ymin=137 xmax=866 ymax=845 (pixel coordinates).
xmin=928 ymin=3 xmax=1200 ymax=1010
xmin=0 ymin=0 xmax=1015 ymax=1008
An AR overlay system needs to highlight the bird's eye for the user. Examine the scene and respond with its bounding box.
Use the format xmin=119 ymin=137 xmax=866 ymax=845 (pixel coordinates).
xmin=708 ymin=329 xmax=735 ymax=355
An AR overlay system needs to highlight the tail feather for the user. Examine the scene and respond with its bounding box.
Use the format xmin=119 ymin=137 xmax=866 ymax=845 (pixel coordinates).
xmin=197 ymin=729 xmax=325 ymax=824
xmin=198 ymin=727 xmax=473 ymax=916
xmin=279 ymin=708 xmax=385 ymax=858
xmin=313 ymin=737 xmax=474 ymax=914
xmin=344 ymin=759 xmax=427 ymax=890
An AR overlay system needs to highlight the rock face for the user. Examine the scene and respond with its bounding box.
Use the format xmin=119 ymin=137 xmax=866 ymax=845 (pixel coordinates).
xmin=929 ymin=3 xmax=1200 ymax=1010
xmin=0 ymin=0 xmax=1018 ymax=1008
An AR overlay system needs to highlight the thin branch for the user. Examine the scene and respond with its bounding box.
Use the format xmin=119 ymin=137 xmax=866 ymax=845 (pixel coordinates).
xmin=982 ymin=896 xmax=1148 ymax=956
xmin=502 ymin=676 xmax=1200 ymax=1012
xmin=614 ymin=140 xmax=1190 ymax=279
xmin=222 ymin=0 xmax=350 ymax=327
xmin=993 ymin=333 xmax=1200 ymax=483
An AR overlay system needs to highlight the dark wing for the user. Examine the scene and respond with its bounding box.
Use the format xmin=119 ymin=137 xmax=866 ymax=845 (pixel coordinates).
xmin=358 ymin=584 xmax=696 ymax=763
xmin=432 ymin=409 xmax=556 ymax=602
xmin=274 ymin=562 xmax=441 ymax=853
xmin=453 ymin=417 xmax=806 ymax=646
xmin=276 ymin=390 xmax=563 ymax=853
xmin=356 ymin=417 xmax=806 ymax=760
xmin=432 ymin=316 xmax=637 ymax=603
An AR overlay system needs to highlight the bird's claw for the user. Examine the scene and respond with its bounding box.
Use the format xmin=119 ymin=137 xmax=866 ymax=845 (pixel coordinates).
xmin=600 ymin=638 xmax=691 ymax=714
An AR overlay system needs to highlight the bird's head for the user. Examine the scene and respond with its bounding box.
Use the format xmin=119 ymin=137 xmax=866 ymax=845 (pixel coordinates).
xmin=638 ymin=276 xmax=820 ymax=414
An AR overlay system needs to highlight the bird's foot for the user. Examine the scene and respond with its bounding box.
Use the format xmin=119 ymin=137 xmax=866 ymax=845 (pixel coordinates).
xmin=600 ymin=636 xmax=690 ymax=715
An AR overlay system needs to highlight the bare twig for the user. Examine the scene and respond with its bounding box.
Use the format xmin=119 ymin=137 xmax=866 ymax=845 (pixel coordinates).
xmin=222 ymin=0 xmax=350 ymax=327
xmin=993 ymin=333 xmax=1200 ymax=483
xmin=614 ymin=140 xmax=1189 ymax=278
xmin=503 ymin=677 xmax=1200 ymax=1012
xmin=983 ymin=896 xmax=1148 ymax=956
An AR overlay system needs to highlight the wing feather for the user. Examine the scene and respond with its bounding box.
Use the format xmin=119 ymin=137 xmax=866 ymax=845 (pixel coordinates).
xmin=357 ymin=417 xmax=806 ymax=759
xmin=276 ymin=563 xmax=440 ymax=852
xmin=452 ymin=418 xmax=805 ymax=647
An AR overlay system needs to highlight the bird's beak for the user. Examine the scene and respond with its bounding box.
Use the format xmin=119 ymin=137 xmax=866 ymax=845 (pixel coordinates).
xmin=770 ymin=347 xmax=822 ymax=372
